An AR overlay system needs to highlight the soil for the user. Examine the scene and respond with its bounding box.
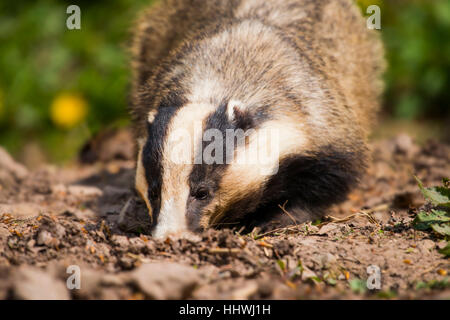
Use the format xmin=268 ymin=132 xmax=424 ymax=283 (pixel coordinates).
xmin=0 ymin=131 xmax=449 ymax=300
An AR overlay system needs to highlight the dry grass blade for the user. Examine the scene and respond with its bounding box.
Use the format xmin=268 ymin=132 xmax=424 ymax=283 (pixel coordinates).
xmin=208 ymin=248 xmax=241 ymax=254
xmin=256 ymin=225 xmax=303 ymax=238
xmin=278 ymin=200 xmax=298 ymax=226
xmin=320 ymin=203 xmax=388 ymax=227
xmin=118 ymin=197 xmax=133 ymax=223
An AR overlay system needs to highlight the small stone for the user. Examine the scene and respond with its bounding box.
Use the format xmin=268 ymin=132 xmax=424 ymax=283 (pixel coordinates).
xmin=0 ymin=226 xmax=10 ymax=239
xmin=0 ymin=147 xmax=28 ymax=180
xmin=394 ymin=134 xmax=416 ymax=156
xmin=71 ymin=268 xmax=103 ymax=299
xmin=12 ymin=265 xmax=70 ymax=300
xmin=318 ymin=253 xmax=338 ymax=269
xmin=301 ymin=267 xmax=318 ymax=281
xmin=318 ymin=223 xmax=338 ymax=235
xmin=111 ymin=235 xmax=130 ymax=247
xmin=36 ymin=230 xmax=53 ymax=246
xmin=51 ymin=184 xmax=67 ymax=195
xmin=419 ymin=240 xmax=435 ymax=252
xmin=26 ymin=239 xmax=36 ymax=249
xmin=118 ymin=256 xmax=134 ymax=270
xmin=67 ymin=185 xmax=103 ymax=198
xmin=129 ymin=262 xmax=200 ymax=299
xmin=394 ymin=134 xmax=421 ymax=158
xmin=437 ymin=241 xmax=448 ymax=250
xmin=55 ymin=224 xmax=66 ymax=238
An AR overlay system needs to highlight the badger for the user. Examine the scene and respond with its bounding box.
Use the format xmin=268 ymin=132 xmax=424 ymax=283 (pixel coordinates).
xmin=130 ymin=0 xmax=385 ymax=239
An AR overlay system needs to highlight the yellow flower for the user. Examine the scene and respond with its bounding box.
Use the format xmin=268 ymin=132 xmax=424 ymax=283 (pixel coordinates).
xmin=50 ymin=93 xmax=88 ymax=129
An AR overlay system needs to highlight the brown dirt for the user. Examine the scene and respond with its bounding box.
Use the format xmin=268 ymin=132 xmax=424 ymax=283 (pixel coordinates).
xmin=0 ymin=132 xmax=449 ymax=300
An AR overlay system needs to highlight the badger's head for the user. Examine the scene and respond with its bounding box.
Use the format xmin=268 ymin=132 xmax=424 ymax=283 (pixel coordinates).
xmin=135 ymin=97 xmax=311 ymax=239
xmin=133 ymin=21 xmax=367 ymax=239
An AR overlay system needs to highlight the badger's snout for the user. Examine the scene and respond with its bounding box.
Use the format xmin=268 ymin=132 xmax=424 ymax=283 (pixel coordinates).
xmin=150 ymin=198 xmax=189 ymax=239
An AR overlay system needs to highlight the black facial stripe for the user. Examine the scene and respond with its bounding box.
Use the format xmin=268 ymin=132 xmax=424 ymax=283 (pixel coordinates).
xmin=143 ymin=94 xmax=185 ymax=228
xmin=262 ymin=147 xmax=366 ymax=208
xmin=186 ymin=102 xmax=228 ymax=231
xmin=211 ymin=145 xmax=367 ymax=229
xmin=186 ymin=101 xmax=270 ymax=231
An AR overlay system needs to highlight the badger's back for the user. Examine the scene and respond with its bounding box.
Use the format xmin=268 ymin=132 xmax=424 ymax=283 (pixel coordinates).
xmin=131 ymin=0 xmax=384 ymax=137
xmin=131 ymin=0 xmax=385 ymax=236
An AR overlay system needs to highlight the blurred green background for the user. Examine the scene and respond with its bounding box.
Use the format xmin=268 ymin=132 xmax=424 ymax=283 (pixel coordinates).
xmin=0 ymin=0 xmax=449 ymax=165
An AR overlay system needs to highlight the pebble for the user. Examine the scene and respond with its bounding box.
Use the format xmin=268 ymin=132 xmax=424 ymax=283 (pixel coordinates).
xmin=111 ymin=235 xmax=130 ymax=247
xmin=67 ymin=185 xmax=103 ymax=198
xmin=317 ymin=223 xmax=339 ymax=235
xmin=36 ymin=230 xmax=53 ymax=246
xmin=129 ymin=262 xmax=200 ymax=299
xmin=12 ymin=265 xmax=70 ymax=300
xmin=419 ymin=239 xmax=435 ymax=252
xmin=0 ymin=147 xmax=28 ymax=180
xmin=0 ymin=226 xmax=10 ymax=238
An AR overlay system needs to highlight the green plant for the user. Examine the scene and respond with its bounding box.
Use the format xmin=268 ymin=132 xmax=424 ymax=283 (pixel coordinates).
xmin=413 ymin=177 xmax=450 ymax=257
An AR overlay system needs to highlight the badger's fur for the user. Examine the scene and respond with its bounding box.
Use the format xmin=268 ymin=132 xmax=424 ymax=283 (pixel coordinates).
xmin=130 ymin=0 xmax=385 ymax=239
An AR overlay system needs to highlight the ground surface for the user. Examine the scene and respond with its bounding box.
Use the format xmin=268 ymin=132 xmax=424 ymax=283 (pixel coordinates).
xmin=0 ymin=132 xmax=449 ymax=300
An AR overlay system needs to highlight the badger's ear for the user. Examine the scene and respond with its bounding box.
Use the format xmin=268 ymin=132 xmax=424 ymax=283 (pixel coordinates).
xmin=227 ymin=100 xmax=254 ymax=130
xmin=147 ymin=109 xmax=157 ymax=124
xmin=226 ymin=100 xmax=244 ymax=121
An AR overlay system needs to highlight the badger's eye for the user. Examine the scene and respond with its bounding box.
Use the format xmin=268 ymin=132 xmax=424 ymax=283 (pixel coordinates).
xmin=192 ymin=188 xmax=209 ymax=200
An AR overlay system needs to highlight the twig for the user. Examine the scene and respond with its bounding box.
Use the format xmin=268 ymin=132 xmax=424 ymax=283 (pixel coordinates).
xmin=255 ymin=204 xmax=389 ymax=238
xmin=278 ymin=200 xmax=298 ymax=226
xmin=118 ymin=197 xmax=133 ymax=224
xmin=257 ymin=225 xmax=302 ymax=238
xmin=320 ymin=203 xmax=388 ymax=227
xmin=208 ymin=247 xmax=241 ymax=254
xmin=419 ymin=261 xmax=445 ymax=277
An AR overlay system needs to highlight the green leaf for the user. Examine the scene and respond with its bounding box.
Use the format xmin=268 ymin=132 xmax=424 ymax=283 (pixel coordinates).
xmin=415 ymin=278 xmax=450 ymax=290
xmin=326 ymin=278 xmax=337 ymax=286
xmin=431 ymin=224 xmax=450 ymax=236
xmin=414 ymin=176 xmax=450 ymax=207
xmin=276 ymin=260 xmax=286 ymax=272
xmin=413 ymin=210 xmax=450 ymax=232
xmin=349 ymin=278 xmax=367 ymax=294
xmin=438 ymin=242 xmax=450 ymax=258
xmin=310 ymin=276 xmax=322 ymax=283
xmin=377 ymin=290 xmax=397 ymax=299
xmin=418 ymin=210 xmax=450 ymax=223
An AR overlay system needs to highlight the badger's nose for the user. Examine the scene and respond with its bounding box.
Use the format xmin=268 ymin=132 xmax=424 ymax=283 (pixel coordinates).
xmin=151 ymin=218 xmax=188 ymax=240
xmin=151 ymin=198 xmax=190 ymax=239
xmin=152 ymin=228 xmax=200 ymax=241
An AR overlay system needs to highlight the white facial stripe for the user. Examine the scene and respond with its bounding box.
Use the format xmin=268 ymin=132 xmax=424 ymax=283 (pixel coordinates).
xmin=151 ymin=197 xmax=186 ymax=238
xmin=153 ymin=102 xmax=216 ymax=239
